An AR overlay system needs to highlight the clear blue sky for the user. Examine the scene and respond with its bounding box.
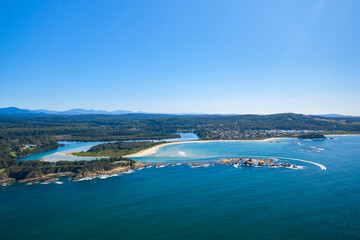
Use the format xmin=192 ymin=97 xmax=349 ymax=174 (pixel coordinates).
xmin=0 ymin=0 xmax=359 ymax=115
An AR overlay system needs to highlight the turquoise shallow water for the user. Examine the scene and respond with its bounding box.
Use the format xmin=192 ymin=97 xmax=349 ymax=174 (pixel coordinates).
xmin=1 ymin=135 xmax=360 ymax=239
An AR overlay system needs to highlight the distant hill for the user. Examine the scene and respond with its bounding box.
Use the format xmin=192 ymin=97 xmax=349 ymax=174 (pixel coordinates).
xmin=0 ymin=107 xmax=133 ymax=116
xmin=0 ymin=107 xmax=34 ymax=115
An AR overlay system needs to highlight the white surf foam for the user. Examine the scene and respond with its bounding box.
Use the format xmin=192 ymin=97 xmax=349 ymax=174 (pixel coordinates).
xmin=178 ymin=151 xmax=187 ymax=157
xmin=99 ymin=175 xmax=110 ymax=179
xmin=125 ymin=169 xmax=135 ymax=174
xmin=279 ymin=157 xmax=326 ymax=170
xmin=249 ymin=155 xmax=326 ymax=171
xmin=78 ymin=177 xmax=94 ymax=181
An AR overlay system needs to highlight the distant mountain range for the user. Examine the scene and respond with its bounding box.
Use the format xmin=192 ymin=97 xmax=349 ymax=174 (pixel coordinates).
xmin=0 ymin=107 xmax=135 ymax=116
xmin=0 ymin=107 xmax=359 ymax=117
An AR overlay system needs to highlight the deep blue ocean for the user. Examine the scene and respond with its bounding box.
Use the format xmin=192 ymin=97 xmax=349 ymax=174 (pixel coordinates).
xmin=1 ymin=135 xmax=359 ymax=239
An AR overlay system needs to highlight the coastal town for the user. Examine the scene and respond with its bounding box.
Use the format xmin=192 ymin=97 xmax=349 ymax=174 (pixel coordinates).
xmin=198 ymin=129 xmax=324 ymax=140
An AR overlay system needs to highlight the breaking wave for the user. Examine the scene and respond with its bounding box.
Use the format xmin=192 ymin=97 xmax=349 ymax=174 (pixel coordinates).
xmin=178 ymin=151 xmax=187 ymax=157
xmin=250 ymin=155 xmax=326 ymax=171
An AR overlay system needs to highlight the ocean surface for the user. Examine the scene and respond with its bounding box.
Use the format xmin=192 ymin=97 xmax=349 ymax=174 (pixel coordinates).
xmin=1 ymin=135 xmax=360 ymax=239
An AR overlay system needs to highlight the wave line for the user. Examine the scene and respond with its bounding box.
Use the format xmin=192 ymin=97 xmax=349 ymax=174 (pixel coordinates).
xmin=246 ymin=155 xmax=326 ymax=171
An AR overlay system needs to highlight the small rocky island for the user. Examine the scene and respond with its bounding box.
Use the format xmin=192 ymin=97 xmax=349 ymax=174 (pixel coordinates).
xmin=146 ymin=157 xmax=301 ymax=170
xmin=218 ymin=157 xmax=300 ymax=169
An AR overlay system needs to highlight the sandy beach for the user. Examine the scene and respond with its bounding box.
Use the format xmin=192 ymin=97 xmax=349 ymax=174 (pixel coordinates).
xmin=124 ymin=138 xmax=281 ymax=157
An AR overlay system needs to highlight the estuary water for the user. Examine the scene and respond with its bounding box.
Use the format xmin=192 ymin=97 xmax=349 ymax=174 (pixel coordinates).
xmin=18 ymin=133 xmax=199 ymax=162
xmin=1 ymin=135 xmax=360 ymax=239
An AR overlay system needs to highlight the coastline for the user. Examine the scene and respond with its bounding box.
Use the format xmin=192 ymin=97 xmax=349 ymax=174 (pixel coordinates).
xmin=8 ymin=134 xmax=355 ymax=184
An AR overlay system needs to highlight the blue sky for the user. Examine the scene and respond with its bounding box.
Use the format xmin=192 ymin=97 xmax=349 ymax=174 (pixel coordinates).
xmin=0 ymin=0 xmax=359 ymax=115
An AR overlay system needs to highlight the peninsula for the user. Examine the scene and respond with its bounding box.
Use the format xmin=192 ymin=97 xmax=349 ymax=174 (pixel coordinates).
xmin=0 ymin=157 xmax=149 ymax=185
